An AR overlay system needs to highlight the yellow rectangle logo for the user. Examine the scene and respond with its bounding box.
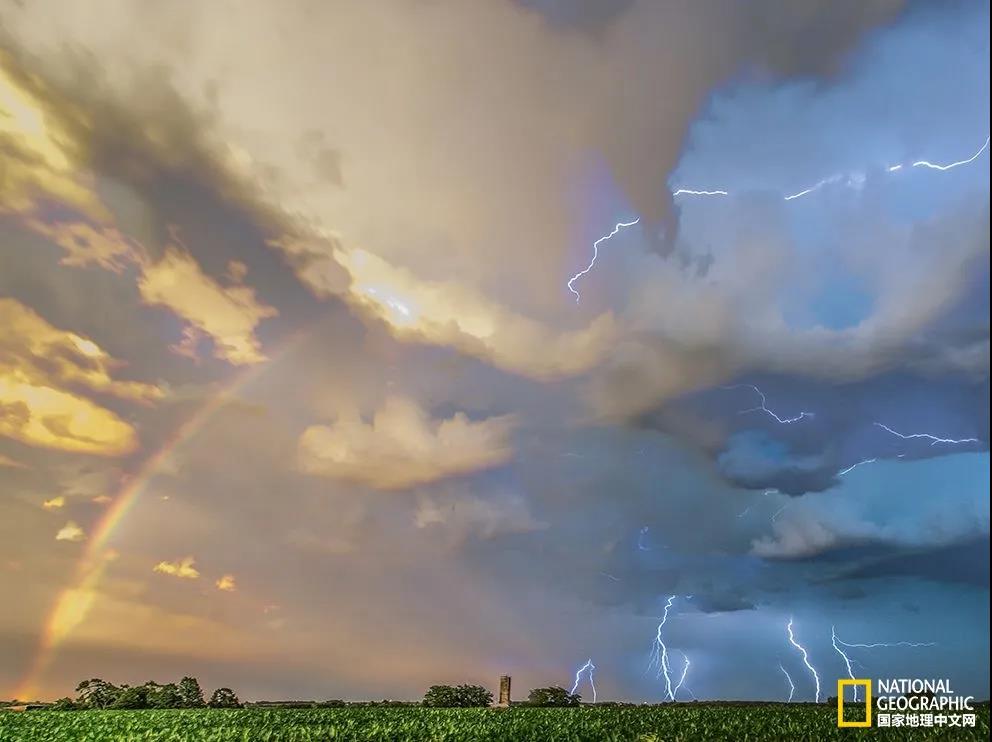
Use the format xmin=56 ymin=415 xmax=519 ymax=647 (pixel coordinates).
xmin=837 ymin=679 xmax=872 ymax=727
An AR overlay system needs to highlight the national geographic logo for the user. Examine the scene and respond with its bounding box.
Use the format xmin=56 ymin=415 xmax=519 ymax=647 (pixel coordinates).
xmin=837 ymin=680 xmax=871 ymax=728
xmin=837 ymin=679 xmax=977 ymax=729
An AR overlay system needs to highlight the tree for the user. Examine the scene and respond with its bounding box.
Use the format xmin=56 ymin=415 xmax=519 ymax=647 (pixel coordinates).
xmin=177 ymin=676 xmax=205 ymax=708
xmin=527 ymin=686 xmax=581 ymax=707
xmin=74 ymin=679 xmax=121 ymax=709
xmin=422 ymin=684 xmax=493 ymax=708
xmin=145 ymin=683 xmax=182 ymax=709
xmin=208 ymin=688 xmax=241 ymax=708
xmin=51 ymin=697 xmax=79 ymax=711
xmin=110 ymin=685 xmax=148 ymax=709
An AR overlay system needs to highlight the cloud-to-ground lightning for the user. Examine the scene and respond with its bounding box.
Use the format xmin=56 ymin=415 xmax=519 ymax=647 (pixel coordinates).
xmin=671 ymin=135 xmax=989 ymax=202
xmin=570 ymin=659 xmax=597 ymax=702
xmin=831 ymin=625 xmax=860 ymax=701
xmin=837 ymin=458 xmax=877 ymax=477
xmin=567 ymin=219 xmax=639 ymax=302
xmin=673 ymin=652 xmax=691 ymax=700
xmin=779 ymin=663 xmax=795 ymax=702
xmin=874 ymin=422 xmax=979 ymax=447
xmin=786 ymin=618 xmax=821 ymax=703
xmin=912 ymin=136 xmax=990 ymax=171
xmin=726 ymin=384 xmax=813 ymax=424
xmin=832 ymin=626 xmax=936 ymax=702
xmin=647 ymin=595 xmax=677 ymax=700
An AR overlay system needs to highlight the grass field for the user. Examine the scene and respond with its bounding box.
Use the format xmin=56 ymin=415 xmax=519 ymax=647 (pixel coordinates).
xmin=1 ymin=705 xmax=989 ymax=742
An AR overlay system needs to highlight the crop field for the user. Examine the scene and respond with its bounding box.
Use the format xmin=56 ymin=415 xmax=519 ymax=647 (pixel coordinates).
xmin=1 ymin=705 xmax=989 ymax=742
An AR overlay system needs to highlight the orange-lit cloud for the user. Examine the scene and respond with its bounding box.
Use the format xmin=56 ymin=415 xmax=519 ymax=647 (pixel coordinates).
xmin=42 ymin=496 xmax=65 ymax=510
xmin=1 ymin=298 xmax=162 ymax=403
xmin=23 ymin=218 xmax=139 ymax=274
xmin=138 ymin=248 xmax=277 ymax=365
xmin=55 ymin=521 xmax=85 ymax=542
xmin=273 ymin=241 xmax=618 ymax=379
xmin=153 ymin=556 xmax=200 ymax=579
xmin=0 ymin=59 xmax=107 ymax=221
xmin=0 ymin=299 xmax=157 ymax=455
xmin=215 ymin=574 xmax=236 ymax=592
xmin=298 ymin=396 xmax=515 ymax=490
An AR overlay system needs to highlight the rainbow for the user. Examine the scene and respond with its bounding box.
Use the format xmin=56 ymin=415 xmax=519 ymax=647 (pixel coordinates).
xmin=15 ymin=325 xmax=313 ymax=699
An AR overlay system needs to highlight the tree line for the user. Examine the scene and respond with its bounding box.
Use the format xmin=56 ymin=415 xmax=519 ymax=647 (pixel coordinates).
xmin=423 ymin=684 xmax=583 ymax=707
xmin=52 ymin=676 xmax=239 ymax=710
xmin=47 ymin=679 xmax=586 ymax=710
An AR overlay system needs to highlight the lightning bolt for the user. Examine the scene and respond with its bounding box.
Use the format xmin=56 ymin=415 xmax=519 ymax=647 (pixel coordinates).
xmin=647 ymin=595 xmax=677 ymax=700
xmin=567 ymin=219 xmax=639 ymax=302
xmin=671 ymin=135 xmax=989 ymax=201
xmin=837 ymin=458 xmax=877 ymax=477
xmin=779 ymin=663 xmax=795 ymax=702
xmin=672 ymin=652 xmax=691 ymax=701
xmin=570 ymin=659 xmax=597 ymax=702
xmin=786 ymin=618 xmax=821 ymax=702
xmin=912 ymin=136 xmax=990 ymax=171
xmin=834 ymin=638 xmax=936 ymax=649
xmin=673 ymin=188 xmax=729 ymax=197
xmin=784 ymin=173 xmax=848 ymax=202
xmin=738 ymin=489 xmax=778 ymax=518
xmin=831 ymin=626 xmax=936 ymax=702
xmin=874 ymin=422 xmax=979 ymax=447
xmin=726 ymin=384 xmax=813 ymax=424
xmin=831 ymin=625 xmax=860 ymax=701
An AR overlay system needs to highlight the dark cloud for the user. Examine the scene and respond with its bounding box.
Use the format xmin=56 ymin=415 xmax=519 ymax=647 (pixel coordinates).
xmin=831 ymin=538 xmax=991 ymax=588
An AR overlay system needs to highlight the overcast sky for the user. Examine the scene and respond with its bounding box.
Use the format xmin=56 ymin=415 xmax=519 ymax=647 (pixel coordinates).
xmin=1 ymin=0 xmax=988 ymax=703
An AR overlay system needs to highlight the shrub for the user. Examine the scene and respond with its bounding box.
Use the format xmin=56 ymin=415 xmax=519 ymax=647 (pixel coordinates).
xmin=527 ymin=686 xmax=581 ymax=707
xmin=109 ymin=686 xmax=148 ymax=709
xmin=208 ymin=688 xmax=241 ymax=708
xmin=422 ymin=684 xmax=493 ymax=708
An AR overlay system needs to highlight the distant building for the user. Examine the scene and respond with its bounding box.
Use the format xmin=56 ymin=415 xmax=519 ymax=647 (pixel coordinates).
xmin=497 ymin=676 xmax=511 ymax=707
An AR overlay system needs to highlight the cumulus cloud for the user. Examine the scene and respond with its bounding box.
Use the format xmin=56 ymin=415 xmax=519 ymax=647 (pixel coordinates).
xmin=138 ymin=247 xmax=277 ymax=365
xmin=215 ymin=574 xmax=236 ymax=592
xmin=752 ymin=454 xmax=990 ymax=559
xmin=42 ymin=496 xmax=65 ymax=510
xmin=282 ymin=243 xmax=618 ymax=379
xmin=153 ymin=556 xmax=200 ymax=579
xmin=55 ymin=521 xmax=85 ymax=542
xmin=298 ymin=396 xmax=515 ymax=490
xmin=415 ymin=490 xmax=548 ymax=543
xmin=0 ymin=298 xmax=158 ymax=455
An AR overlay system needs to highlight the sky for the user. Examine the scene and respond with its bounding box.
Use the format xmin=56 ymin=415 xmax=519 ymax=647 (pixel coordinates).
xmin=0 ymin=0 xmax=988 ymax=704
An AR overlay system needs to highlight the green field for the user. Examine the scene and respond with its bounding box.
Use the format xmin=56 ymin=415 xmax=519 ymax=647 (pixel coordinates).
xmin=1 ymin=705 xmax=988 ymax=742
